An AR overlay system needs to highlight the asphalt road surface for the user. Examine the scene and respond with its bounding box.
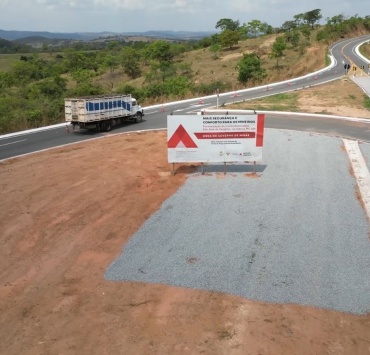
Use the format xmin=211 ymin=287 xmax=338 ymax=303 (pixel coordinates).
xmin=1 ymin=35 xmax=370 ymax=161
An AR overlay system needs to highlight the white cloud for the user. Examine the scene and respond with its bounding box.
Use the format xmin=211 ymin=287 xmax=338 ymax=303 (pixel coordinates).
xmin=0 ymin=0 xmax=368 ymax=32
xmin=35 ymin=0 xmax=92 ymax=9
xmin=120 ymin=0 xmax=204 ymax=13
xmin=94 ymin=0 xmax=146 ymax=10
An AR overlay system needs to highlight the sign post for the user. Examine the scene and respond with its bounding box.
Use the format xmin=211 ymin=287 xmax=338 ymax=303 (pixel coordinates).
xmin=167 ymin=113 xmax=265 ymax=170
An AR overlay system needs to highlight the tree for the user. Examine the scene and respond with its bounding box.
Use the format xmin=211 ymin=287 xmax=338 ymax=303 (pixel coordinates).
xmin=107 ymin=41 xmax=121 ymax=51
xmin=293 ymin=13 xmax=305 ymax=26
xmin=146 ymin=40 xmax=175 ymax=64
xmin=291 ymin=31 xmax=301 ymax=48
xmin=120 ymin=47 xmax=142 ymax=79
xmin=145 ymin=61 xmax=176 ymax=83
xmin=270 ymin=36 xmax=287 ymax=68
xmin=103 ymin=54 xmax=119 ymax=75
xmin=303 ymin=9 xmax=322 ymax=29
xmin=197 ymin=36 xmax=213 ymax=48
xmin=247 ymin=19 xmax=263 ymax=37
xmin=219 ymin=30 xmax=240 ymax=49
xmin=237 ymin=53 xmax=266 ymax=84
xmin=316 ymin=29 xmax=329 ymax=43
xmin=144 ymin=41 xmax=179 ymax=83
xmin=363 ymin=15 xmax=370 ymax=31
xmin=10 ymin=61 xmax=36 ymax=83
xmin=63 ymin=48 xmax=93 ymax=71
xmin=300 ymin=24 xmax=311 ymax=41
xmin=281 ymin=21 xmax=297 ymax=32
xmin=71 ymin=69 xmax=94 ymax=84
xmin=290 ymin=30 xmax=300 ymax=48
xmin=285 ymin=30 xmax=300 ymax=48
xmin=209 ymin=43 xmax=222 ymax=59
xmin=31 ymin=76 xmax=67 ymax=98
xmin=327 ymin=14 xmax=345 ymax=26
xmin=261 ymin=22 xmax=274 ymax=35
xmin=239 ymin=23 xmax=249 ymax=39
xmin=162 ymin=76 xmax=192 ymax=97
xmin=67 ymin=79 xmax=104 ymax=97
xmin=215 ymin=18 xmax=240 ymax=31
xmin=0 ymin=72 xmax=14 ymax=89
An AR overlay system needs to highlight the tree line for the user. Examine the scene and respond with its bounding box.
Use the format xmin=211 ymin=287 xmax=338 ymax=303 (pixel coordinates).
xmin=0 ymin=9 xmax=370 ymax=133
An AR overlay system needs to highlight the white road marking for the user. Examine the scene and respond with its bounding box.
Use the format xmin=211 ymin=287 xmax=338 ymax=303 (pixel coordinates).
xmin=0 ymin=129 xmax=166 ymax=162
xmin=343 ymin=138 xmax=370 ymax=220
xmin=0 ymin=139 xmax=27 ymax=147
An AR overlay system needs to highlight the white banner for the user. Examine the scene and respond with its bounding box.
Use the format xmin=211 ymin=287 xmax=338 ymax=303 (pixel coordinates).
xmin=167 ymin=114 xmax=265 ymax=163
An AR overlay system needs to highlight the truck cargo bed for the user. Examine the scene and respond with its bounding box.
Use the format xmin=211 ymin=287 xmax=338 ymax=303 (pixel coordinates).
xmin=65 ymin=94 xmax=132 ymax=123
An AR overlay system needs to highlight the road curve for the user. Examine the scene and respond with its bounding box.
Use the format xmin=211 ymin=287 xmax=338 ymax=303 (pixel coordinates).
xmin=1 ymin=35 xmax=370 ymax=161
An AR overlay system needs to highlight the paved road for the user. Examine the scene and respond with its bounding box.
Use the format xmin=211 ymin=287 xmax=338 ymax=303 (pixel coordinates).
xmin=1 ymin=112 xmax=370 ymax=161
xmin=340 ymin=36 xmax=370 ymax=74
xmin=1 ymin=37 xmax=369 ymax=316
xmin=1 ymin=35 xmax=370 ymax=161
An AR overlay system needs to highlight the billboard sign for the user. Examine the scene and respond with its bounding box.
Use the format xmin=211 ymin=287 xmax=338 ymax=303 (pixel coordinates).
xmin=167 ymin=114 xmax=264 ymax=163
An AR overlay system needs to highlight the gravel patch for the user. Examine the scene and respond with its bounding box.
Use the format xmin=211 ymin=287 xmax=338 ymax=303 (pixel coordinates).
xmin=105 ymin=129 xmax=370 ymax=315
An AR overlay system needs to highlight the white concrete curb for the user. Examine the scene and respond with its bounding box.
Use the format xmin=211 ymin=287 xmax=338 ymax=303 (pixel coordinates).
xmin=355 ymin=40 xmax=370 ymax=64
xmin=2 ymin=36 xmax=370 ymax=140
xmin=343 ymin=138 xmax=370 ymax=221
xmin=200 ymin=109 xmax=370 ymax=123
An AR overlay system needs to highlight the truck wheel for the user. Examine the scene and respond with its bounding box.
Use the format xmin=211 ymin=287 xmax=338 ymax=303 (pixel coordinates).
xmin=135 ymin=112 xmax=143 ymax=123
xmin=100 ymin=120 xmax=112 ymax=132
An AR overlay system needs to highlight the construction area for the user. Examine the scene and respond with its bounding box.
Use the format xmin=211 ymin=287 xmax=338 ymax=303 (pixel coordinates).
xmin=1 ymin=128 xmax=369 ymax=355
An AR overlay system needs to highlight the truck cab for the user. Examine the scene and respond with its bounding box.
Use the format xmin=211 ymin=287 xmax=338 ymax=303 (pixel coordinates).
xmin=131 ymin=98 xmax=144 ymax=119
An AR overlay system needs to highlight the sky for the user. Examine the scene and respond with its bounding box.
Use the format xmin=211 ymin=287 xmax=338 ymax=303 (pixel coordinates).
xmin=0 ymin=0 xmax=369 ymax=33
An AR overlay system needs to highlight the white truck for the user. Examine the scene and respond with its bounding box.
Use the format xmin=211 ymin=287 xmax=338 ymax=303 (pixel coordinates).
xmin=65 ymin=94 xmax=144 ymax=131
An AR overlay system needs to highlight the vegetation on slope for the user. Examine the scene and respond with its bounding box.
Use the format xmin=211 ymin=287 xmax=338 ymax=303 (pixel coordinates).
xmin=0 ymin=10 xmax=370 ymax=134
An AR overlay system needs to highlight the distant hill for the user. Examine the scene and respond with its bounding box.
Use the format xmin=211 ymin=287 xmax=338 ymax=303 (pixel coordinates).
xmin=0 ymin=37 xmax=32 ymax=53
xmin=0 ymin=29 xmax=216 ymax=42
xmin=121 ymin=30 xmax=216 ymax=40
xmin=0 ymin=30 xmax=99 ymax=41
xmin=0 ymin=37 xmax=14 ymax=49
xmin=12 ymin=36 xmax=75 ymax=48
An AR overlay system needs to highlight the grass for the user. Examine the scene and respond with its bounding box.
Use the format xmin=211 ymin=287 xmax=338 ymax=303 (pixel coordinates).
xmin=359 ymin=42 xmax=370 ymax=60
xmin=0 ymin=52 xmax=60 ymax=72
xmin=92 ymin=31 xmax=328 ymax=93
xmin=364 ymin=95 xmax=370 ymax=110
xmin=228 ymin=79 xmax=370 ymax=117
xmin=0 ymin=31 xmax=328 ymax=96
xmin=1 ymin=30 xmax=369 ymax=114
xmin=0 ymin=53 xmax=21 ymax=71
xmin=232 ymin=93 xmax=299 ymax=112
xmin=218 ymin=330 xmax=235 ymax=340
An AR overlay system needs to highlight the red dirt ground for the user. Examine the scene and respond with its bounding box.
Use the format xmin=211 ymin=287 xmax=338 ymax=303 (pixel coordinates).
xmin=0 ymin=130 xmax=369 ymax=354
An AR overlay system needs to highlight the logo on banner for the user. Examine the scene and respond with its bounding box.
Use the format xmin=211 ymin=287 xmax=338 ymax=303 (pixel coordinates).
xmin=168 ymin=124 xmax=198 ymax=148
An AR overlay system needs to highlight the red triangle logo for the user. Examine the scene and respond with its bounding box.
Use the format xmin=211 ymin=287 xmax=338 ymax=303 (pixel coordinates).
xmin=168 ymin=124 xmax=198 ymax=148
